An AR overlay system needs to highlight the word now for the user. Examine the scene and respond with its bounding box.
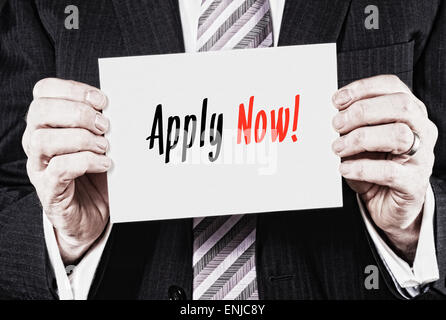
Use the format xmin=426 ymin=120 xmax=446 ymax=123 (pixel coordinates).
xmin=237 ymin=95 xmax=300 ymax=144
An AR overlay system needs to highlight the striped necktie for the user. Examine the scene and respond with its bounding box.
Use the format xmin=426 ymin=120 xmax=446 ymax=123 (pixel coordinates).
xmin=193 ymin=0 xmax=273 ymax=300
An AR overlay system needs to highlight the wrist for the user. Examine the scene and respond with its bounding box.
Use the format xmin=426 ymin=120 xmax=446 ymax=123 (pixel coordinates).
xmin=382 ymin=211 xmax=422 ymax=263
xmin=54 ymin=228 xmax=100 ymax=265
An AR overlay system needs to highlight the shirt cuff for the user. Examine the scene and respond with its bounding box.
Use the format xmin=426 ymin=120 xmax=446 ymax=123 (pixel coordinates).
xmin=358 ymin=183 xmax=439 ymax=290
xmin=43 ymin=213 xmax=112 ymax=300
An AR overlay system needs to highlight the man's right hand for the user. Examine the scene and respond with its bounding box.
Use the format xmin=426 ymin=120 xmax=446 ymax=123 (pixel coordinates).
xmin=22 ymin=78 xmax=111 ymax=264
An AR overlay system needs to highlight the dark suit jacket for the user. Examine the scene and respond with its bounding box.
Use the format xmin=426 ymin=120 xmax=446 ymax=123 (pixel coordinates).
xmin=0 ymin=0 xmax=445 ymax=300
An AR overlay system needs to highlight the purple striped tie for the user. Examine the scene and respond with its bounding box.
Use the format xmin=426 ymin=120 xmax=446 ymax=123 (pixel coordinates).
xmin=193 ymin=0 xmax=273 ymax=300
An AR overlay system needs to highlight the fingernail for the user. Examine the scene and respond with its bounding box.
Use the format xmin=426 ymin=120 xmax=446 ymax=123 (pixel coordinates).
xmin=97 ymin=139 xmax=108 ymax=152
xmin=332 ymin=138 xmax=345 ymax=154
xmin=86 ymin=90 xmax=106 ymax=108
xmin=95 ymin=113 xmax=109 ymax=133
xmin=333 ymin=89 xmax=352 ymax=106
xmin=332 ymin=114 xmax=344 ymax=130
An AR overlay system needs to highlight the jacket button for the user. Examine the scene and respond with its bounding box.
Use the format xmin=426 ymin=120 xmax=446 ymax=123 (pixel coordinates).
xmin=168 ymin=285 xmax=186 ymax=300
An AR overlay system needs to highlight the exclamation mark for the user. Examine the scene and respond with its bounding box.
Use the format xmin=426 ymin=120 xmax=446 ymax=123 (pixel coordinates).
xmin=291 ymin=94 xmax=300 ymax=142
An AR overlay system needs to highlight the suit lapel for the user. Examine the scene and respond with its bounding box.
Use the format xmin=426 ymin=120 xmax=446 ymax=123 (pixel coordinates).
xmin=278 ymin=0 xmax=352 ymax=46
xmin=111 ymin=0 xmax=352 ymax=55
xmin=111 ymin=0 xmax=185 ymax=56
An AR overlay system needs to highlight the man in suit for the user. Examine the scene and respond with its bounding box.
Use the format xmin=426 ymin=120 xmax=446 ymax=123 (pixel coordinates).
xmin=0 ymin=0 xmax=445 ymax=300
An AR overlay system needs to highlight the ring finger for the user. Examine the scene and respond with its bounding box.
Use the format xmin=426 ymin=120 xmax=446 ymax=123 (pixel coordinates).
xmin=332 ymin=123 xmax=414 ymax=158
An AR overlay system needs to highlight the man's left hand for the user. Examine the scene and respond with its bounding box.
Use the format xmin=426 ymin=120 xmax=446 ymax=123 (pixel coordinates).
xmin=331 ymin=75 xmax=438 ymax=262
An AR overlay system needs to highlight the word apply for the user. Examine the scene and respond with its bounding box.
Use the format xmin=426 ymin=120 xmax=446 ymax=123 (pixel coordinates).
xmin=146 ymin=98 xmax=223 ymax=163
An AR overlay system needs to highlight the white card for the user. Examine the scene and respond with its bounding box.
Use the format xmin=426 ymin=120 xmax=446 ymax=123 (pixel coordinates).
xmin=99 ymin=44 xmax=342 ymax=223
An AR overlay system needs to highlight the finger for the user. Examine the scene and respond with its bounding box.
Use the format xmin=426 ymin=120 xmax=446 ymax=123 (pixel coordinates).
xmin=339 ymin=159 xmax=411 ymax=194
xmin=342 ymin=151 xmax=387 ymax=162
xmin=332 ymin=75 xmax=411 ymax=110
xmin=332 ymin=92 xmax=426 ymax=135
xmin=28 ymin=128 xmax=108 ymax=167
xmin=33 ymin=78 xmax=107 ymax=110
xmin=27 ymin=98 xmax=109 ymax=135
xmin=332 ymin=123 xmax=414 ymax=157
xmin=345 ymin=179 xmax=377 ymax=197
xmin=45 ymin=151 xmax=111 ymax=194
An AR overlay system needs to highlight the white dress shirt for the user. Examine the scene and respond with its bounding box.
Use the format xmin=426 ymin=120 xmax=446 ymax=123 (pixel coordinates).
xmin=44 ymin=0 xmax=439 ymax=300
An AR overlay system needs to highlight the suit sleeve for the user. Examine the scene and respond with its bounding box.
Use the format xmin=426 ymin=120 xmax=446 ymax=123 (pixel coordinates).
xmin=0 ymin=0 xmax=57 ymax=299
xmin=412 ymin=0 xmax=446 ymax=297
xmin=359 ymin=187 xmax=438 ymax=298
